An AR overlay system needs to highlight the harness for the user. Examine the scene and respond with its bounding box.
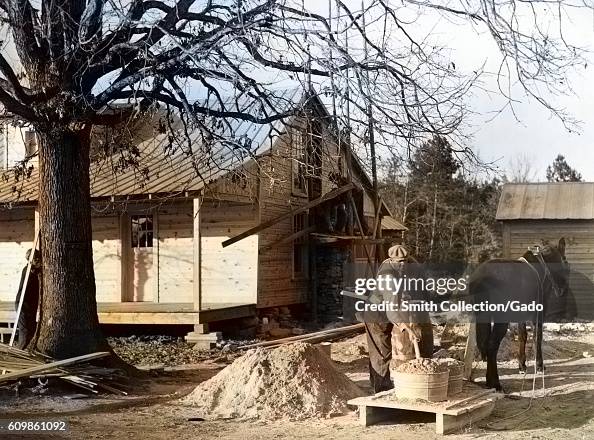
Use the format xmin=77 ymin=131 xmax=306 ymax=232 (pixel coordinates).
xmin=518 ymin=246 xmax=564 ymax=299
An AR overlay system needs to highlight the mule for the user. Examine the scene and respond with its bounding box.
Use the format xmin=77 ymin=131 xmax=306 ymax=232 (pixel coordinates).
xmin=469 ymin=238 xmax=570 ymax=391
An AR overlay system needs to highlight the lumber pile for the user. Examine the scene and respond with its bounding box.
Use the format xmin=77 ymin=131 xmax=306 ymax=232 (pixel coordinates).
xmin=0 ymin=344 xmax=128 ymax=395
xmin=241 ymin=323 xmax=365 ymax=350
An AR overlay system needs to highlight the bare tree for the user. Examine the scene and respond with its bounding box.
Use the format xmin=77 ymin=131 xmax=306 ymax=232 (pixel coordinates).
xmin=0 ymin=0 xmax=589 ymax=358
xmin=507 ymin=153 xmax=537 ymax=183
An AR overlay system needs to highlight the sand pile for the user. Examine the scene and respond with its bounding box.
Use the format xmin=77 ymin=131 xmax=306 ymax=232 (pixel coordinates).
xmin=395 ymin=358 xmax=448 ymax=374
xmin=180 ymin=342 xmax=364 ymax=420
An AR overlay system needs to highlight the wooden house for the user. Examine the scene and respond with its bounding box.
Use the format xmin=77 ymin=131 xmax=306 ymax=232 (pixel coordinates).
xmin=0 ymin=90 xmax=406 ymax=340
xmin=496 ymin=182 xmax=594 ymax=320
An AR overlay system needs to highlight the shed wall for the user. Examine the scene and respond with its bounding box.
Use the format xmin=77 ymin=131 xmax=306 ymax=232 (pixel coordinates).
xmin=503 ymin=220 xmax=594 ymax=319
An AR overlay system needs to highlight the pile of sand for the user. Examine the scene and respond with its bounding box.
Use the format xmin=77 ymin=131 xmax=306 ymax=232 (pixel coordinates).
xmin=180 ymin=342 xmax=364 ymax=420
xmin=395 ymin=358 xmax=448 ymax=374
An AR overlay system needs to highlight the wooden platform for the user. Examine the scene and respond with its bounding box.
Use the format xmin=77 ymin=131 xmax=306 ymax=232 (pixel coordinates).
xmin=0 ymin=302 xmax=256 ymax=325
xmin=348 ymin=383 xmax=502 ymax=435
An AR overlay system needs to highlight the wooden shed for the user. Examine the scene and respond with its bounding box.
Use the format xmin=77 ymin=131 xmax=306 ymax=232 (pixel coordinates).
xmin=0 ymin=89 xmax=404 ymax=340
xmin=497 ymin=182 xmax=594 ymax=319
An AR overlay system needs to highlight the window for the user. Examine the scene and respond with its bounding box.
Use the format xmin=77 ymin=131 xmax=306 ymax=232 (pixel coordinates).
xmin=292 ymin=213 xmax=308 ymax=278
xmin=292 ymin=130 xmax=308 ymax=196
xmin=24 ymin=130 xmax=37 ymax=158
xmin=131 ymin=215 xmax=154 ymax=248
xmin=292 ymin=122 xmax=323 ymax=198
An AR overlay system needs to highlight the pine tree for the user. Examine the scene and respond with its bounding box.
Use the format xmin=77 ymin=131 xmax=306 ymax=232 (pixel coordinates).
xmin=546 ymin=155 xmax=583 ymax=182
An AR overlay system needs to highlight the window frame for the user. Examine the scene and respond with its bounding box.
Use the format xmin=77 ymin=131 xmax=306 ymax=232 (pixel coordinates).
xmin=292 ymin=213 xmax=309 ymax=279
xmin=130 ymin=214 xmax=154 ymax=249
xmin=291 ymin=129 xmax=309 ymax=197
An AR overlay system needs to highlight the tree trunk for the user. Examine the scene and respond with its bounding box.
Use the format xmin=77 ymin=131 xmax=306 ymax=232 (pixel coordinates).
xmin=34 ymin=127 xmax=107 ymax=358
xmin=428 ymin=184 xmax=438 ymax=260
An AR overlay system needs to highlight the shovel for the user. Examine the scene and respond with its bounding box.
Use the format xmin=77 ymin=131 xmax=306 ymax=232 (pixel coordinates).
xmin=399 ymin=323 xmax=422 ymax=359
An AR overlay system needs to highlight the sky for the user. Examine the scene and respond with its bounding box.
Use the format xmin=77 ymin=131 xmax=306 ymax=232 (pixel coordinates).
xmin=3 ymin=1 xmax=594 ymax=181
xmin=390 ymin=2 xmax=594 ymax=181
xmin=300 ymin=0 xmax=594 ymax=181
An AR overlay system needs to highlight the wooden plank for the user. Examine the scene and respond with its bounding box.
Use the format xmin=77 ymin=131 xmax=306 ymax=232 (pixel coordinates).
xmin=197 ymin=303 xmax=256 ymax=324
xmin=358 ymin=405 xmax=396 ymax=427
xmin=348 ymin=193 xmax=374 ymax=270
xmin=98 ymin=306 xmax=256 ymax=325
xmin=436 ymin=401 xmax=495 ymax=435
xmin=193 ymin=197 xmax=202 ymax=312
xmin=97 ymin=311 xmax=199 ymax=325
xmin=443 ymin=389 xmax=495 ymax=410
xmin=348 ymin=387 xmax=501 ymax=416
xmin=221 ymin=182 xmax=355 ymax=248
xmin=241 ymin=323 xmax=365 ymax=349
xmin=463 ymin=322 xmax=476 ymax=380
xmin=9 ymin=229 xmax=40 ymax=346
xmin=0 ymin=352 xmax=110 ymax=383
xmin=259 ymin=225 xmax=316 ymax=254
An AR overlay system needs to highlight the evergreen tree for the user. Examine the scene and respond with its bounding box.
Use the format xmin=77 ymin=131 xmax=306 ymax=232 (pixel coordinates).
xmin=546 ymin=155 xmax=583 ymax=182
xmin=380 ymin=136 xmax=501 ymax=265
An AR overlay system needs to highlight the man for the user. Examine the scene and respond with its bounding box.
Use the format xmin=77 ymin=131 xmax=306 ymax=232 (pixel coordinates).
xmin=14 ymin=249 xmax=42 ymax=349
xmin=362 ymin=244 xmax=434 ymax=393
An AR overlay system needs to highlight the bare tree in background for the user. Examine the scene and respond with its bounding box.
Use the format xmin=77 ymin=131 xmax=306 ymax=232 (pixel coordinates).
xmin=506 ymin=153 xmax=537 ymax=183
xmin=0 ymin=0 xmax=589 ymax=358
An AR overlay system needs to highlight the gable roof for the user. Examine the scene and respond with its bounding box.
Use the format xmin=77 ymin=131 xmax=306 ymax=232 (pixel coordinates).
xmin=0 ymin=88 xmax=304 ymax=204
xmin=496 ymin=182 xmax=594 ymax=220
xmin=0 ymin=89 xmax=390 ymax=214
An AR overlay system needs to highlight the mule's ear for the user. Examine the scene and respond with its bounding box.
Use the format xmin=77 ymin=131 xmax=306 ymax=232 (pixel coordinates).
xmin=558 ymin=237 xmax=566 ymax=256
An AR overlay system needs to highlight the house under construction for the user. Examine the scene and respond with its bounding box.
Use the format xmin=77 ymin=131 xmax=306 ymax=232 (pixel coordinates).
xmin=0 ymin=89 xmax=405 ymax=342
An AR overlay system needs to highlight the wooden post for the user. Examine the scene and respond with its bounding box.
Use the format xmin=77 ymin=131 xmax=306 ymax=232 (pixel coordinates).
xmin=463 ymin=322 xmax=476 ymax=380
xmin=34 ymin=206 xmax=40 ymax=239
xmin=193 ymin=197 xmax=202 ymax=313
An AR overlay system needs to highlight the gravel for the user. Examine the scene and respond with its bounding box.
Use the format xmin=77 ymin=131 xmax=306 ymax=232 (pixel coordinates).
xmin=395 ymin=358 xmax=449 ymax=374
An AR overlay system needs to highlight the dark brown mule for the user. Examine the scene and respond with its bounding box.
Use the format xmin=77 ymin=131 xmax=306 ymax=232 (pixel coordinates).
xmin=469 ymin=238 xmax=570 ymax=391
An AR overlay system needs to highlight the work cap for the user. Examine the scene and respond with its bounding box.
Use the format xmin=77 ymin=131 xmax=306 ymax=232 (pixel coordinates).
xmin=388 ymin=245 xmax=408 ymax=261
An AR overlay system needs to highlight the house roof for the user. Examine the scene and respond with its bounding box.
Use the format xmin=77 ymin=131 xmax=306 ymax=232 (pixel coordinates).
xmin=381 ymin=215 xmax=407 ymax=231
xmin=496 ymin=182 xmax=594 ymax=220
xmin=0 ymin=89 xmax=390 ymax=215
xmin=0 ymin=88 xmax=303 ymax=204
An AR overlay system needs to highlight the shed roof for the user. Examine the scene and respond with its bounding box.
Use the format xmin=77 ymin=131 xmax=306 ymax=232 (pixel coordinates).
xmin=381 ymin=215 xmax=407 ymax=231
xmin=496 ymin=182 xmax=594 ymax=220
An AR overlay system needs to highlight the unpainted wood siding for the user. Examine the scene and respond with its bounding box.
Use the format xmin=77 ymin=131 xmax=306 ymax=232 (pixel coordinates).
xmin=0 ymin=208 xmax=34 ymax=302
xmin=256 ymin=117 xmax=348 ymax=308
xmin=92 ymin=212 xmax=122 ymax=302
xmin=157 ymin=201 xmax=194 ymax=303
xmin=200 ymin=201 xmax=259 ymax=305
xmin=503 ymin=220 xmax=594 ymax=317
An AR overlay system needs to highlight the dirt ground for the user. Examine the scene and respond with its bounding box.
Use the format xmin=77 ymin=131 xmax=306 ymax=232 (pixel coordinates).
xmin=2 ymin=328 xmax=594 ymax=440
